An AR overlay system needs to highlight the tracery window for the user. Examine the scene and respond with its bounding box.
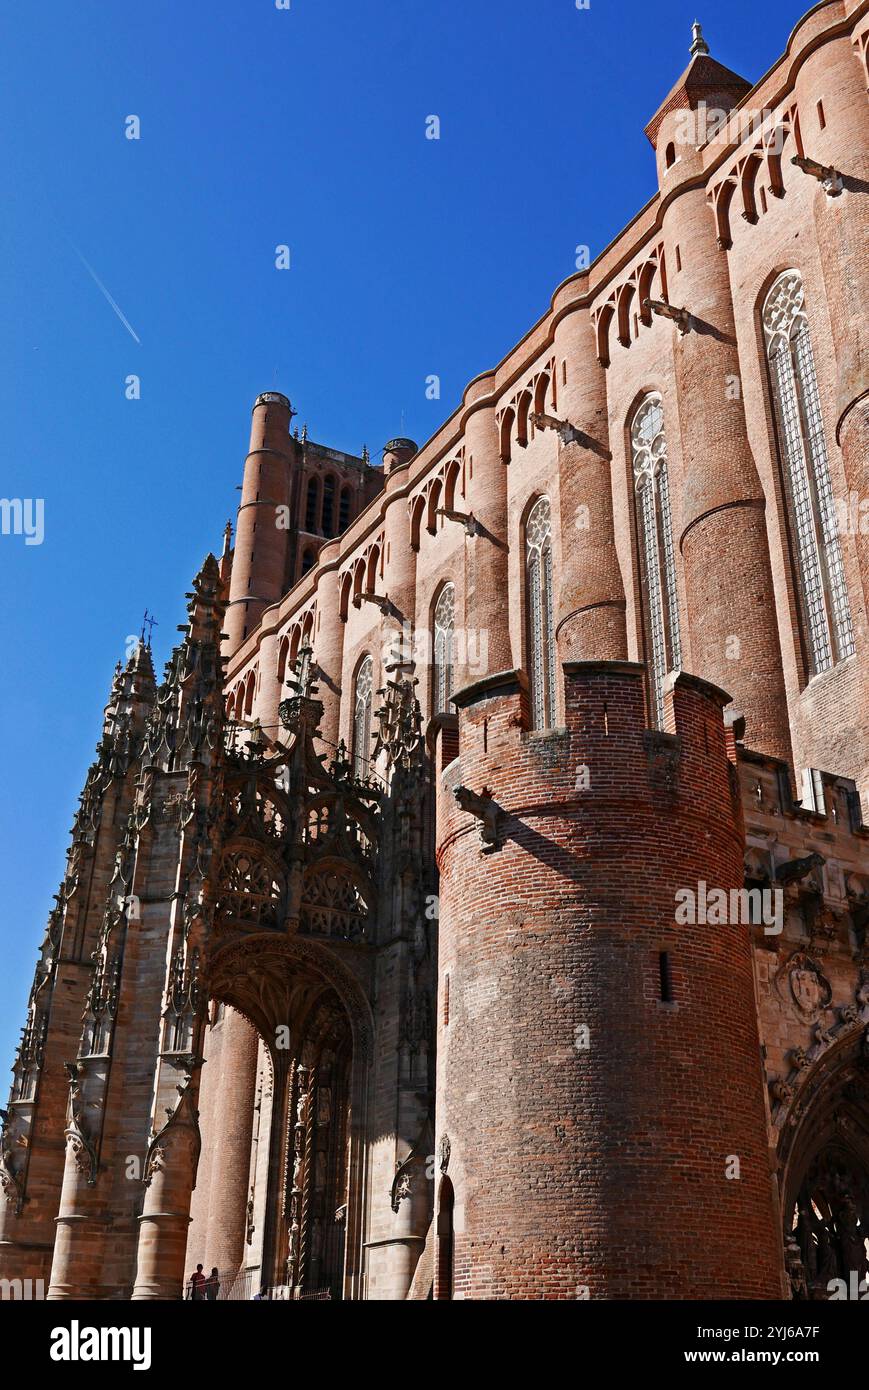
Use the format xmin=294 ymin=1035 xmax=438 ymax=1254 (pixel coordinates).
xmin=299 ymin=869 xmax=370 ymax=941
xmin=631 ymin=393 xmax=682 ymax=729
xmin=305 ymin=477 xmax=319 ymax=532
xmin=352 ymin=655 xmax=373 ymax=778
xmin=763 ymin=270 xmax=855 ymax=677
xmin=322 ymin=476 xmax=336 ymax=538
xmin=433 ymin=583 xmax=455 ymax=715
xmin=525 ymin=496 xmax=557 ymax=730
xmin=216 ymin=849 xmax=284 ymax=927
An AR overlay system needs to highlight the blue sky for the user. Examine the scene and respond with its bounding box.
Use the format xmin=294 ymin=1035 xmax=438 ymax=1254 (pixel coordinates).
xmin=0 ymin=0 xmax=808 ymax=1069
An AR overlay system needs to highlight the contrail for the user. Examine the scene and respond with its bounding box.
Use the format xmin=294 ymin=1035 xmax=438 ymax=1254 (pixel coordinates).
xmin=69 ymin=241 xmax=141 ymax=344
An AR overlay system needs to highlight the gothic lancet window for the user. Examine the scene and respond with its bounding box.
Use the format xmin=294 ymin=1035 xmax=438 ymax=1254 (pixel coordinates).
xmin=525 ymin=496 xmax=557 ymax=730
xmin=631 ymin=393 xmax=682 ymax=729
xmin=305 ymin=477 xmax=319 ymax=533
xmin=433 ymin=583 xmax=455 ymax=715
xmin=763 ymin=270 xmax=855 ymax=677
xmin=322 ymin=476 xmax=336 ymax=538
xmin=352 ymin=655 xmax=373 ymax=778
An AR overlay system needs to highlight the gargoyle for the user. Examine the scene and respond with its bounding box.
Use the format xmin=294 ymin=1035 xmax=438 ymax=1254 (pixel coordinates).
xmin=454 ymin=785 xmax=501 ymax=853
xmin=775 ymin=851 xmax=824 ymax=887
xmin=643 ymin=297 xmax=690 ymax=333
xmin=531 ymin=412 xmax=611 ymax=458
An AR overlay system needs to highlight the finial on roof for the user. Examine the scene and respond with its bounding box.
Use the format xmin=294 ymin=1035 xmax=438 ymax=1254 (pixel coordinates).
xmin=690 ymin=20 xmax=710 ymax=58
xmin=140 ymin=610 xmax=158 ymax=649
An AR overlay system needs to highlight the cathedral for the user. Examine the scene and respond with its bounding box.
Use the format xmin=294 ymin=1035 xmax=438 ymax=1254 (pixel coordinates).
xmin=2 ymin=2 xmax=869 ymax=1301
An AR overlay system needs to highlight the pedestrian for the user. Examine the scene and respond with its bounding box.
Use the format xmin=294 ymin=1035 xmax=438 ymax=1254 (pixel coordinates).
xmin=187 ymin=1263 xmax=207 ymax=1301
xmin=205 ymin=1267 xmax=220 ymax=1301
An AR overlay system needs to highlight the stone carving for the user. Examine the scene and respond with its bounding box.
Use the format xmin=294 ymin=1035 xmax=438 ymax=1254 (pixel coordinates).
xmin=63 ymin=1063 xmax=98 ymax=1187
xmin=0 ymin=1114 xmax=25 ymax=1214
xmin=439 ymin=1133 xmax=451 ymax=1174
xmin=775 ymin=851 xmax=825 ymax=890
xmin=777 ymin=951 xmax=832 ymax=1023
xmin=454 ymin=785 xmax=501 ymax=853
xmin=299 ymin=868 xmax=370 ymax=941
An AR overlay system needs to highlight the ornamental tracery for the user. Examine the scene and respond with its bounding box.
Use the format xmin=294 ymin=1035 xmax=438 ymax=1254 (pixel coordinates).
xmin=433 ymin=583 xmax=455 ymax=716
xmin=762 ymin=269 xmax=854 ymax=676
xmin=525 ymin=496 xmax=556 ymax=731
xmin=299 ymin=868 xmax=370 ymax=942
xmin=631 ymin=393 xmax=682 ymax=729
xmin=215 ymin=847 xmax=286 ymax=928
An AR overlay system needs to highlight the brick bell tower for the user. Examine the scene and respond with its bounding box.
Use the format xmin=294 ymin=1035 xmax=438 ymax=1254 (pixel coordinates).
xmin=434 ymin=661 xmax=785 ymax=1300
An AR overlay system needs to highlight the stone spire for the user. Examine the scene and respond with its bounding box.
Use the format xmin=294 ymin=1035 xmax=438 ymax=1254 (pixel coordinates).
xmin=690 ymin=20 xmax=710 ymax=58
xmin=219 ymin=518 xmax=233 ymax=586
xmin=144 ymin=554 xmax=227 ymax=771
xmin=101 ymin=639 xmax=156 ymax=747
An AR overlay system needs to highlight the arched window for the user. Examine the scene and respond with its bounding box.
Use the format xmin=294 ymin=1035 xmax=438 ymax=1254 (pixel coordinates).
xmin=433 ymin=583 xmax=455 ymax=714
xmin=277 ymin=636 xmax=290 ymax=687
xmin=352 ymin=557 xmax=366 ymax=607
xmin=322 ymin=476 xmax=336 ymax=538
xmin=525 ymin=497 xmax=557 ymax=730
xmin=339 ymin=486 xmax=351 ymax=532
xmin=444 ymin=460 xmax=461 ymax=512
xmin=631 ymin=393 xmax=682 ymax=729
xmin=516 ymin=390 xmax=532 ymax=448
xmin=533 ymin=371 xmax=550 ymax=418
xmin=244 ymin=669 xmax=256 ymax=718
xmin=352 ymin=656 xmax=373 ymax=779
xmin=305 ymin=477 xmax=319 ymax=533
xmin=499 ymin=407 xmax=515 ymax=464
xmin=409 ymin=494 xmax=426 ymax=551
xmin=762 ymin=270 xmax=855 ymax=676
xmin=339 ymin=571 xmax=353 ymax=621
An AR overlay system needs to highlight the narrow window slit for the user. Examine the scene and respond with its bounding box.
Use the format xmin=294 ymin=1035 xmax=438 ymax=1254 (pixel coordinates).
xmin=659 ymin=951 xmax=674 ymax=1003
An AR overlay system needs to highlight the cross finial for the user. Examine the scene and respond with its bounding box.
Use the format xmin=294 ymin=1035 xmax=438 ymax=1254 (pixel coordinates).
xmin=140 ymin=610 xmax=158 ymax=647
xmin=690 ymin=20 xmax=710 ymax=57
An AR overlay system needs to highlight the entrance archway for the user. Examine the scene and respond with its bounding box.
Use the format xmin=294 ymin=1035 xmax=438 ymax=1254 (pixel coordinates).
xmin=779 ymin=1033 xmax=869 ymax=1299
xmin=207 ymin=935 xmax=372 ymax=1300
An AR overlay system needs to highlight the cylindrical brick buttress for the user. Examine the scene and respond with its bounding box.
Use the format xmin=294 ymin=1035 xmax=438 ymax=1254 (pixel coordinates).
xmin=460 ymin=377 xmax=512 ymax=683
xmin=223 ymin=393 xmax=296 ymax=655
xmin=434 ymin=661 xmax=784 ymax=1300
xmin=551 ymin=285 xmax=627 ymax=662
xmin=655 ymin=129 xmax=791 ymax=763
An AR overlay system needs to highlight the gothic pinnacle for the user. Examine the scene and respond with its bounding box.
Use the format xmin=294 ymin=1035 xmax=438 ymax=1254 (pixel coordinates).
xmin=690 ymin=20 xmax=710 ymax=58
